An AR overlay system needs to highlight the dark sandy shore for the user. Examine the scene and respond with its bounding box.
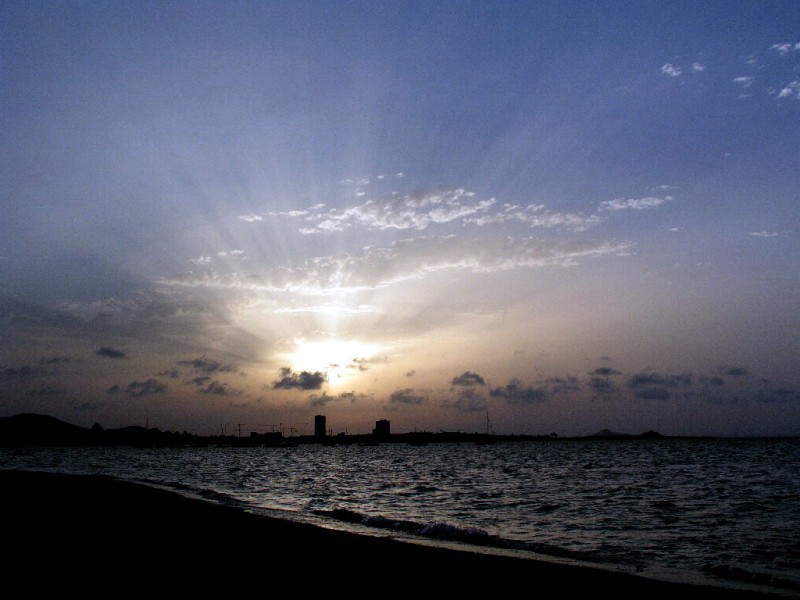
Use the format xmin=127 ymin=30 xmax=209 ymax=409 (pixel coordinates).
xmin=0 ymin=470 xmax=788 ymax=598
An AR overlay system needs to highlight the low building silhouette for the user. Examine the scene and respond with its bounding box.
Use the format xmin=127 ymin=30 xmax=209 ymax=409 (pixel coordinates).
xmin=314 ymin=415 xmax=326 ymax=438
xmin=373 ymin=419 xmax=390 ymax=438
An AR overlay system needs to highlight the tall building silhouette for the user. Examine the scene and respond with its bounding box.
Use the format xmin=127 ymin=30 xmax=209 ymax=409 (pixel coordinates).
xmin=314 ymin=415 xmax=326 ymax=437
xmin=373 ymin=419 xmax=390 ymax=437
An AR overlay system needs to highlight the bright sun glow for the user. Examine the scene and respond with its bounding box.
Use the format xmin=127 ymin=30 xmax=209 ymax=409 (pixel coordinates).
xmin=287 ymin=339 xmax=380 ymax=378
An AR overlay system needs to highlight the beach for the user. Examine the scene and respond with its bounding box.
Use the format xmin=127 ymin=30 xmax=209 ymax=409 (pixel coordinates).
xmin=1 ymin=470 xmax=788 ymax=598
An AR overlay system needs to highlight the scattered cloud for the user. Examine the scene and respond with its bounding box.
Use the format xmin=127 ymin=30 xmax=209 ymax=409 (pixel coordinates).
xmin=390 ymin=388 xmax=427 ymax=405
xmin=770 ymin=42 xmax=800 ymax=55
xmin=443 ymin=388 xmax=487 ymax=412
xmin=733 ymin=76 xmax=754 ymax=88
xmin=39 ymin=356 xmax=72 ymax=365
xmin=272 ymin=367 xmax=326 ymax=390
xmin=97 ymin=346 xmax=127 ymax=359
xmin=598 ymin=196 xmax=670 ymax=211
xmin=199 ymin=381 xmax=236 ymax=395
xmin=123 ymin=379 xmax=167 ymax=398
xmin=490 ymin=379 xmax=548 ymax=405
xmin=405 ymin=370 xmax=416 ymax=377
xmin=748 ymin=231 xmax=780 ymax=238
xmin=451 ymin=371 xmax=486 ymax=387
xmin=633 ymin=387 xmax=671 ymax=400
xmin=189 ymin=256 xmax=212 ymax=266
xmin=628 ymin=371 xmax=692 ymax=388
xmin=238 ymin=214 xmax=263 ymax=222
xmin=692 ymin=62 xmax=706 ymax=72
xmin=177 ymin=356 xmax=237 ymax=374
xmin=720 ymin=366 xmax=748 ymax=377
xmin=661 ymin=63 xmax=682 ymax=77
xmin=699 ymin=376 xmax=725 ymax=387
xmin=540 ymin=376 xmax=581 ymax=395
xmin=1 ymin=365 xmax=51 ymax=380
xmin=755 ymin=386 xmax=800 ymax=404
xmin=309 ymin=390 xmax=366 ymax=407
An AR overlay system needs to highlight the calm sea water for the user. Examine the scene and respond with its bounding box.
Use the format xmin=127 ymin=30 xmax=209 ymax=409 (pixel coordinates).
xmin=2 ymin=438 xmax=799 ymax=595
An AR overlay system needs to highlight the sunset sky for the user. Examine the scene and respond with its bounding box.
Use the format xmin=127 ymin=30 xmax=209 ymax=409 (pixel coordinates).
xmin=2 ymin=1 xmax=799 ymax=437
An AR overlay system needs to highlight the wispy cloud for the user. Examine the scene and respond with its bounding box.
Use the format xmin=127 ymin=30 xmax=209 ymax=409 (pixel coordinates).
xmin=177 ymin=356 xmax=237 ymax=374
xmin=692 ymin=62 xmax=706 ymax=72
xmin=598 ymin=196 xmax=670 ymax=211
xmin=309 ymin=390 xmax=365 ymax=407
xmin=733 ymin=76 xmax=754 ymax=88
xmin=661 ymin=63 xmax=682 ymax=77
xmin=770 ymin=42 xmax=800 ymax=55
xmin=189 ymin=256 xmax=212 ymax=266
xmin=748 ymin=231 xmax=780 ymax=238
xmin=120 ymin=379 xmax=167 ymax=398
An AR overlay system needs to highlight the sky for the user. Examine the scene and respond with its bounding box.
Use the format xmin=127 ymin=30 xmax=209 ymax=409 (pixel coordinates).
xmin=2 ymin=1 xmax=799 ymax=437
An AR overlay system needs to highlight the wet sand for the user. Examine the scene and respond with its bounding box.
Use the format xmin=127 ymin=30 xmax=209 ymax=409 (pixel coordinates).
xmin=0 ymin=470 xmax=786 ymax=597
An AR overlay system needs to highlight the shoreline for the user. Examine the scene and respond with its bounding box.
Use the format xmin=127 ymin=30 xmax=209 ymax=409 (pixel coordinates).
xmin=1 ymin=469 xmax=793 ymax=597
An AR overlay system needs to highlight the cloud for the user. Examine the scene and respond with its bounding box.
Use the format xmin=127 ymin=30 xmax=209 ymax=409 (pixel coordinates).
xmin=443 ymin=388 xmax=487 ymax=412
xmin=24 ymin=385 xmax=65 ymax=397
xmin=699 ymin=376 xmax=725 ymax=387
xmin=733 ymin=76 xmax=754 ymax=88
xmin=451 ymin=371 xmax=486 ymax=387
xmin=490 ymin=379 xmax=548 ymax=405
xmin=1 ymin=364 xmax=50 ymax=380
xmin=540 ymin=376 xmax=581 ymax=395
xmin=633 ymin=387 xmax=671 ymax=400
xmin=123 ymin=379 xmax=168 ymax=398
xmin=189 ymin=256 xmax=212 ymax=266
xmin=720 ymin=366 xmax=748 ymax=377
xmin=272 ymin=367 xmax=327 ymax=390
xmin=200 ymin=381 xmax=234 ymax=395
xmin=628 ymin=371 xmax=691 ymax=388
xmin=389 ymin=388 xmax=427 ymax=405
xmin=589 ymin=367 xmax=622 ymax=377
xmin=309 ymin=390 xmax=365 ymax=407
xmin=158 ymin=368 xmax=180 ymax=379
xmin=770 ymin=42 xmax=800 ymax=55
xmin=297 ymin=187 xmax=494 ymax=234
xmin=39 ymin=356 xmax=72 ymax=365
xmin=190 ymin=376 xmax=211 ymax=386
xmin=162 ymin=235 xmax=632 ymax=297
xmin=177 ymin=356 xmax=237 ymax=374
xmin=692 ymin=62 xmax=706 ymax=72
xmin=755 ymin=386 xmax=800 ymax=404
xmin=748 ymin=231 xmax=780 ymax=238
xmin=238 ymin=214 xmax=263 ymax=222
xmin=777 ymin=80 xmax=800 ymax=99
xmin=405 ymin=370 xmax=416 ymax=377
xmin=97 ymin=346 xmax=127 ymax=359
xmin=588 ymin=375 xmax=619 ymax=400
xmin=598 ymin=196 xmax=669 ymax=211
xmin=464 ymin=203 xmax=602 ymax=231
xmin=661 ymin=63 xmax=682 ymax=77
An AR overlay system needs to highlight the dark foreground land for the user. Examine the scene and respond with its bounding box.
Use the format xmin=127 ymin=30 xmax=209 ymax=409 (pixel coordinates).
xmin=0 ymin=470 xmax=789 ymax=598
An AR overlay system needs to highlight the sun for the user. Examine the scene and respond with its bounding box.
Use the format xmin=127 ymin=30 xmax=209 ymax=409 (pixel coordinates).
xmin=286 ymin=338 xmax=380 ymax=380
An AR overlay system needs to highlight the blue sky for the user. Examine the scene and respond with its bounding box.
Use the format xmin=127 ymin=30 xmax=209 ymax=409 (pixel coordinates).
xmin=2 ymin=1 xmax=799 ymax=436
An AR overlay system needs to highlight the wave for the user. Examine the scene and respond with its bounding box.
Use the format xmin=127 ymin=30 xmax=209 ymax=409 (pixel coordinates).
xmin=703 ymin=563 xmax=800 ymax=592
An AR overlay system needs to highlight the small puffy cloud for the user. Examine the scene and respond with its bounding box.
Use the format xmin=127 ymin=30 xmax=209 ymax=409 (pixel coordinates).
xmin=749 ymin=231 xmax=780 ymax=238
xmin=390 ymin=388 xmax=427 ymax=405
xmin=97 ymin=346 xmax=126 ymax=359
xmin=1 ymin=364 xmax=50 ymax=380
xmin=661 ymin=63 xmax=682 ymax=77
xmin=733 ymin=76 xmax=754 ymax=88
xmin=443 ymin=388 xmax=487 ymax=412
xmin=599 ymin=197 xmax=669 ymax=212
xmin=490 ymin=379 xmax=548 ymax=405
xmin=777 ymin=80 xmax=800 ymax=99
xmin=272 ymin=367 xmax=326 ymax=390
xmin=238 ymin=214 xmax=263 ymax=222
xmin=451 ymin=371 xmax=486 ymax=387
xmin=589 ymin=367 xmax=622 ymax=377
xmin=692 ymin=62 xmax=706 ymax=72
xmin=720 ymin=366 xmax=748 ymax=377
xmin=124 ymin=379 xmax=167 ymax=398
xmin=189 ymin=256 xmax=212 ymax=266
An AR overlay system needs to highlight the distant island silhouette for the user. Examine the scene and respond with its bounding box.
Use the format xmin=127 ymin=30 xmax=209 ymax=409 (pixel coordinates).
xmin=0 ymin=413 xmax=675 ymax=448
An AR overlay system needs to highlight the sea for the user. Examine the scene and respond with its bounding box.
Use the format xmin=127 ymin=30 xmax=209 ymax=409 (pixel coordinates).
xmin=2 ymin=437 xmax=799 ymax=596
